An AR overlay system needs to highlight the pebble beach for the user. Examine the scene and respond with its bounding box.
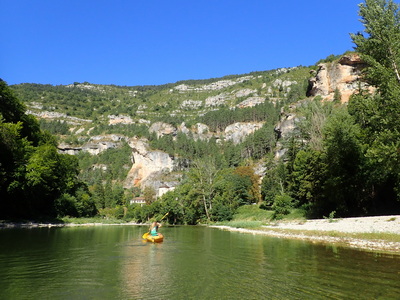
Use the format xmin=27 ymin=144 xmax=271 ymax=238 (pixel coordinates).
xmin=212 ymin=215 xmax=400 ymax=253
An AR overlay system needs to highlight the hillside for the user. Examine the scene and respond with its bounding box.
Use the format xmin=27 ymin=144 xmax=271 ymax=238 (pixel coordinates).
xmin=9 ymin=66 xmax=311 ymax=188
xmin=11 ymin=67 xmax=310 ymax=131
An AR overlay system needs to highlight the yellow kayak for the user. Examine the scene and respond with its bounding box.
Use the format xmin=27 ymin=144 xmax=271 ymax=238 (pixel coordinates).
xmin=142 ymin=232 xmax=164 ymax=243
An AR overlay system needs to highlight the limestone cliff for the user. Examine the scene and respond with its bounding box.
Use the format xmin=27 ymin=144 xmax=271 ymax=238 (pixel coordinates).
xmin=307 ymin=53 xmax=373 ymax=102
xmin=224 ymin=122 xmax=264 ymax=144
xmin=123 ymin=121 xmax=265 ymax=189
xmin=124 ymin=138 xmax=175 ymax=190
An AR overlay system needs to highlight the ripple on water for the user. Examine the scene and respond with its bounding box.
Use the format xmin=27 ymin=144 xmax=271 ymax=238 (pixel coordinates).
xmin=1 ymin=226 xmax=400 ymax=299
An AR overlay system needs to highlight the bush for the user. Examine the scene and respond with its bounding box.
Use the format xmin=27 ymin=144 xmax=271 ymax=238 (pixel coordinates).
xmin=211 ymin=202 xmax=233 ymax=222
xmin=272 ymin=193 xmax=293 ymax=219
xmin=98 ymin=206 xmax=125 ymax=219
xmin=55 ymin=194 xmax=78 ymax=217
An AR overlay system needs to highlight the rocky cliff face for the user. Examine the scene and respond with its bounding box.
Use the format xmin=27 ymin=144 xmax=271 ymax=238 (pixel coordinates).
xmin=307 ymin=54 xmax=373 ymax=102
xmin=124 ymin=138 xmax=175 ymax=190
xmin=275 ymin=54 xmax=376 ymax=159
xmin=273 ymin=105 xmax=303 ymax=159
xmin=57 ymin=119 xmax=264 ymax=191
xmin=224 ymin=122 xmax=264 ymax=144
xmin=58 ymin=134 xmax=125 ymax=155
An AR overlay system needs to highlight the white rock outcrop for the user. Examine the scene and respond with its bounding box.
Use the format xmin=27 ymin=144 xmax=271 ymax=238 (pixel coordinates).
xmin=108 ymin=114 xmax=134 ymax=125
xmin=26 ymin=110 xmax=92 ymax=125
xmin=236 ymin=97 xmax=266 ymax=108
xmin=235 ymin=88 xmax=257 ymax=98
xmin=224 ymin=122 xmax=264 ymax=144
xmin=149 ymin=122 xmax=177 ymax=138
xmin=180 ymin=100 xmax=203 ymax=109
xmin=124 ymin=139 xmax=174 ymax=188
xmin=204 ymin=93 xmax=231 ymax=107
xmin=174 ymin=76 xmax=254 ymax=92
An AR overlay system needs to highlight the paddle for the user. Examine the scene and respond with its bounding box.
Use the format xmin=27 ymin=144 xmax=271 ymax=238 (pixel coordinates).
xmin=160 ymin=211 xmax=169 ymax=221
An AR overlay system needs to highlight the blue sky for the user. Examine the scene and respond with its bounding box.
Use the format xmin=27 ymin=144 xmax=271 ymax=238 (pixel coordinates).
xmin=1 ymin=0 xmax=364 ymax=86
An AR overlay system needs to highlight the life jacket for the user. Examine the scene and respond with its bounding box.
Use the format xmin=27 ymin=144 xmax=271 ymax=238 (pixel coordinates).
xmin=150 ymin=225 xmax=158 ymax=236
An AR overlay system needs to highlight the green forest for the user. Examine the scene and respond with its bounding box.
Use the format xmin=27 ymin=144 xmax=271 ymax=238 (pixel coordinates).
xmin=1 ymin=0 xmax=400 ymax=224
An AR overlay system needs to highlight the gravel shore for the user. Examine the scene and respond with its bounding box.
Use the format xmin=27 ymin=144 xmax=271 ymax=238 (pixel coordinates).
xmin=269 ymin=215 xmax=400 ymax=234
xmin=212 ymin=215 xmax=400 ymax=253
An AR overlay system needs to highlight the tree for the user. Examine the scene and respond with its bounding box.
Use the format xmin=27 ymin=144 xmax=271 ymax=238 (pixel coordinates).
xmin=349 ymin=0 xmax=400 ymax=211
xmin=333 ymin=88 xmax=342 ymax=103
xmin=241 ymin=124 xmax=276 ymax=159
xmin=144 ymin=186 xmax=157 ymax=205
xmin=287 ymin=148 xmax=327 ymax=217
xmin=233 ymin=166 xmax=261 ymax=204
xmin=297 ymin=98 xmax=334 ymax=151
xmin=0 ymin=121 xmax=32 ymax=216
xmin=351 ymin=0 xmax=400 ymax=87
xmin=0 ymin=80 xmax=90 ymax=218
xmin=261 ymin=156 xmax=287 ymax=206
xmin=272 ymin=193 xmax=294 ymax=219
xmin=188 ymin=157 xmax=220 ymax=221
xmin=214 ymin=170 xmax=251 ymax=207
xmin=160 ymin=190 xmax=185 ymax=224
xmin=322 ymin=108 xmax=365 ymax=216
xmin=350 ymin=0 xmax=400 ymax=135
xmin=0 ymin=80 xmax=42 ymax=146
xmin=91 ymin=180 xmax=106 ymax=210
xmin=24 ymin=144 xmax=79 ymax=216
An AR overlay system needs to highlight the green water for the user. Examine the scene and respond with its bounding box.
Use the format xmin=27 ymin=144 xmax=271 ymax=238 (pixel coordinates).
xmin=0 ymin=226 xmax=399 ymax=299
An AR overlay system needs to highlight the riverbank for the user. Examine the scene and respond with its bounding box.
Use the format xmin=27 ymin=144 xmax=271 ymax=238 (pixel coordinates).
xmin=2 ymin=215 xmax=400 ymax=253
xmin=211 ymin=215 xmax=400 ymax=254
xmin=0 ymin=220 xmax=141 ymax=228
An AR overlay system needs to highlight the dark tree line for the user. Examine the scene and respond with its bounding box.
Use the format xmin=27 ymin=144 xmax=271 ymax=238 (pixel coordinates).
xmin=0 ymin=80 xmax=96 ymax=219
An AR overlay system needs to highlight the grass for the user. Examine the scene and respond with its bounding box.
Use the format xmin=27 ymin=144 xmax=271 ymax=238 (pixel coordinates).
xmin=213 ymin=205 xmax=306 ymax=229
xmin=231 ymin=205 xmax=306 ymax=222
xmin=281 ymin=208 xmax=307 ymax=221
xmin=233 ymin=205 xmax=274 ymax=221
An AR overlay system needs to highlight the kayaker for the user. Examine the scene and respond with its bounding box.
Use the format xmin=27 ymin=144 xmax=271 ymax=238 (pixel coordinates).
xmin=149 ymin=221 xmax=162 ymax=236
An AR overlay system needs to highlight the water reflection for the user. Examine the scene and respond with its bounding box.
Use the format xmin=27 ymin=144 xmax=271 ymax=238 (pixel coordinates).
xmin=121 ymin=240 xmax=171 ymax=299
xmin=1 ymin=226 xmax=400 ymax=299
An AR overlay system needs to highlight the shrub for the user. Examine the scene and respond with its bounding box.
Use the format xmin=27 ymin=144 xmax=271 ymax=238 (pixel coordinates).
xmin=272 ymin=193 xmax=293 ymax=219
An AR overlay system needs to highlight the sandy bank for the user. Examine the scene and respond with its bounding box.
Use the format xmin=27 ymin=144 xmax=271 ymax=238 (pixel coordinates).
xmin=211 ymin=215 xmax=400 ymax=254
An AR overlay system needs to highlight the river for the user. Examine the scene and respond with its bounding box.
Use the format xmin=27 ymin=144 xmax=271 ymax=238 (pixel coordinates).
xmin=0 ymin=225 xmax=399 ymax=299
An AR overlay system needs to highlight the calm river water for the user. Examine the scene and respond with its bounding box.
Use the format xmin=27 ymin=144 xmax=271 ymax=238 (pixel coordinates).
xmin=0 ymin=225 xmax=399 ymax=299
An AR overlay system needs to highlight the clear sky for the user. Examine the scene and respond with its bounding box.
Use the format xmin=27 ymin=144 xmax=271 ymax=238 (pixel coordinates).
xmin=1 ymin=0 xmax=364 ymax=86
